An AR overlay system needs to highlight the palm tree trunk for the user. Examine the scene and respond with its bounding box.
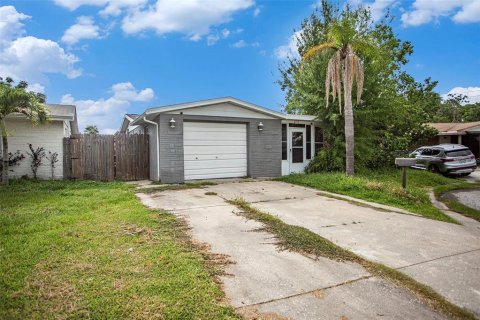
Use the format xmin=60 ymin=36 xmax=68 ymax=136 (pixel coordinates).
xmin=344 ymin=97 xmax=355 ymax=176
xmin=343 ymin=58 xmax=355 ymax=176
xmin=1 ymin=119 xmax=9 ymax=185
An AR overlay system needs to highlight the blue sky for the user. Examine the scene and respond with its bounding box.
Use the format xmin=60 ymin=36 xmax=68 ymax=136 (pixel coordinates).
xmin=1 ymin=0 xmax=479 ymax=133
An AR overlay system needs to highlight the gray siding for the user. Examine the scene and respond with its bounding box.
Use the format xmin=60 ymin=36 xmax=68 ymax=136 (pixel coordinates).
xmin=157 ymin=114 xmax=282 ymax=183
xmin=158 ymin=114 xmax=184 ymax=183
xmin=145 ymin=124 xmax=159 ymax=181
xmin=247 ymin=119 xmax=282 ymax=178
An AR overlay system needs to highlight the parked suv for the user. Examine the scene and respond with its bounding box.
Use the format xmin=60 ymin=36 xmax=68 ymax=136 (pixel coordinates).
xmin=410 ymin=144 xmax=477 ymax=176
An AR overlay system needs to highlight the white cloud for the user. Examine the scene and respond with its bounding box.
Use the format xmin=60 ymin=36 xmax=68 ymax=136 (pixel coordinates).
xmin=206 ymin=27 xmax=242 ymax=46
xmin=61 ymin=82 xmax=154 ymax=133
xmin=274 ymin=30 xmax=301 ymax=60
xmin=0 ymin=5 xmax=29 ymax=45
xmin=401 ymin=0 xmax=480 ymax=27
xmin=352 ymin=0 xmax=396 ymax=21
xmin=28 ymin=83 xmax=45 ymax=94
xmin=111 ymin=82 xmax=154 ymax=101
xmin=62 ymin=16 xmax=101 ymax=45
xmin=231 ymin=39 xmax=260 ymax=48
xmin=442 ymin=87 xmax=480 ymax=104
xmin=53 ymin=0 xmax=147 ymax=16
xmin=452 ymin=0 xmax=480 ymax=23
xmin=100 ymin=0 xmax=148 ymax=16
xmin=121 ymin=0 xmax=254 ymax=40
xmin=0 ymin=6 xmax=81 ymax=86
xmin=222 ymin=28 xmax=231 ymax=38
xmin=0 ymin=36 xmax=81 ymax=82
xmin=253 ymin=7 xmax=261 ymax=17
xmin=232 ymin=39 xmax=247 ymax=48
xmin=207 ymin=34 xmax=220 ymax=46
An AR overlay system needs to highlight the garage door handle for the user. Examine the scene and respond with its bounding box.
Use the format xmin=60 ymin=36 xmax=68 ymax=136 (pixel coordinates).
xmin=196 ymin=157 xmax=198 ymax=160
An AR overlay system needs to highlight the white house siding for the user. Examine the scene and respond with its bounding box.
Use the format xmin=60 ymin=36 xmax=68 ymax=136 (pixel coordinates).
xmin=2 ymin=118 xmax=67 ymax=179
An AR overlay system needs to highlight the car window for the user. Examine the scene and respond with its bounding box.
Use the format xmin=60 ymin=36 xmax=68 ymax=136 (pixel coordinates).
xmin=420 ymin=149 xmax=432 ymax=156
xmin=431 ymin=149 xmax=441 ymax=156
xmin=445 ymin=149 xmax=472 ymax=157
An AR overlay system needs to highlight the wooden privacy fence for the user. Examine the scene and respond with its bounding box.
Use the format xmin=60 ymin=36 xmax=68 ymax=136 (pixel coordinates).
xmin=63 ymin=133 xmax=149 ymax=181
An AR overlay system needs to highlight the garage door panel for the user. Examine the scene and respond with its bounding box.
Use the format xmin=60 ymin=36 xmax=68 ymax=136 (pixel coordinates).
xmin=184 ymin=140 xmax=246 ymax=147
xmin=184 ymin=154 xmax=247 ymax=161
xmin=184 ymin=159 xmax=246 ymax=169
xmin=184 ymin=122 xmax=246 ymax=132
xmin=185 ymin=167 xmax=247 ymax=177
xmin=184 ymin=131 xmax=246 ymax=141
xmin=184 ymin=145 xmax=246 ymax=155
xmin=184 ymin=122 xmax=247 ymax=180
xmin=185 ymin=172 xmax=246 ymax=180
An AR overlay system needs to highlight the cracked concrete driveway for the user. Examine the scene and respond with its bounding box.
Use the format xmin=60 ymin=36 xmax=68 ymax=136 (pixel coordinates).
xmin=138 ymin=180 xmax=480 ymax=319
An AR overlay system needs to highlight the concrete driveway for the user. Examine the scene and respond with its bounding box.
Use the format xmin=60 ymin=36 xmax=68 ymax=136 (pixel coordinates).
xmin=138 ymin=180 xmax=480 ymax=319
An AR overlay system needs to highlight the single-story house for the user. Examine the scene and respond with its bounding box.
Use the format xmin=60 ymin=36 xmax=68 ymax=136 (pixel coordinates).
xmin=0 ymin=104 xmax=79 ymax=179
xmin=427 ymin=122 xmax=480 ymax=158
xmin=120 ymin=97 xmax=321 ymax=183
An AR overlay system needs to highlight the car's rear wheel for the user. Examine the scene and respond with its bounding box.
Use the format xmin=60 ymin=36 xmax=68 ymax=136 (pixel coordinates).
xmin=428 ymin=165 xmax=439 ymax=174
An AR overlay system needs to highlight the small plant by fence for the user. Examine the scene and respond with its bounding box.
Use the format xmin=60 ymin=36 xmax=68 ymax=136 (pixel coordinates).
xmin=63 ymin=133 xmax=149 ymax=181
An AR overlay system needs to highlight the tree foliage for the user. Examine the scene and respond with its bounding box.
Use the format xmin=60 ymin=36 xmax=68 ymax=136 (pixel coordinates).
xmin=301 ymin=13 xmax=371 ymax=176
xmin=429 ymin=94 xmax=480 ymax=123
xmin=84 ymin=124 xmax=99 ymax=135
xmin=278 ymin=1 xmax=438 ymax=171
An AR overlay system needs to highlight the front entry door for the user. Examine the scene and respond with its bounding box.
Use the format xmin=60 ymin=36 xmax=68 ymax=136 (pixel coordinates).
xmin=289 ymin=127 xmax=306 ymax=173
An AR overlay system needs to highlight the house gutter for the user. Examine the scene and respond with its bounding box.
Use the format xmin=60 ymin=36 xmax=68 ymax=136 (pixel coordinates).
xmin=143 ymin=117 xmax=160 ymax=182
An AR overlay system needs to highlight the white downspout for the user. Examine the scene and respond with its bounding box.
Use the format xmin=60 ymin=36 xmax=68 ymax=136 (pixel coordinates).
xmin=143 ymin=117 xmax=160 ymax=182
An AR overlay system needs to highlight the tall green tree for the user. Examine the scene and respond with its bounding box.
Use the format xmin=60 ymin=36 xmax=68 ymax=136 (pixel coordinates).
xmin=278 ymin=1 xmax=435 ymax=172
xmin=302 ymin=15 xmax=370 ymax=176
xmin=0 ymin=77 xmax=48 ymax=185
xmin=462 ymin=103 xmax=480 ymax=122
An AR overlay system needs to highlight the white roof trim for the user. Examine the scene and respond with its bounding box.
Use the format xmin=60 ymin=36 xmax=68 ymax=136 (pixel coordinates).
xmin=132 ymin=97 xmax=285 ymax=125
xmin=6 ymin=113 xmax=73 ymax=122
xmin=283 ymin=114 xmax=318 ymax=121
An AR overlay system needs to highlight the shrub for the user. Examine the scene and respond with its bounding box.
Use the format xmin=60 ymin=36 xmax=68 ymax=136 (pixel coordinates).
xmin=26 ymin=144 xmax=46 ymax=179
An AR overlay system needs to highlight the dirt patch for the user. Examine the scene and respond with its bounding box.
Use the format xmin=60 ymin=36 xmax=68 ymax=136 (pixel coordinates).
xmin=237 ymin=306 xmax=290 ymax=320
xmin=311 ymin=289 xmax=325 ymax=299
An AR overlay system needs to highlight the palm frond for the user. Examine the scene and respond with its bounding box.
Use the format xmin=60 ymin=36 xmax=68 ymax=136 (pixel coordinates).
xmin=355 ymin=56 xmax=364 ymax=104
xmin=302 ymin=42 xmax=338 ymax=62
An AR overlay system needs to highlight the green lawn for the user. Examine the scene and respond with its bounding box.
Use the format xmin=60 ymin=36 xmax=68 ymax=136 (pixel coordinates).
xmin=280 ymin=169 xmax=480 ymax=223
xmin=434 ymin=184 xmax=480 ymax=222
xmin=0 ymin=180 xmax=238 ymax=319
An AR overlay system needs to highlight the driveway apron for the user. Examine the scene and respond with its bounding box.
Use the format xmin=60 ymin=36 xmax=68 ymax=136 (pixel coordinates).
xmin=206 ymin=181 xmax=480 ymax=317
xmin=137 ymin=184 xmax=453 ymax=319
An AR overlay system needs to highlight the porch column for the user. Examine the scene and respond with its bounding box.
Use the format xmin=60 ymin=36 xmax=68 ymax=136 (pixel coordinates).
xmin=458 ymin=134 xmax=462 ymax=145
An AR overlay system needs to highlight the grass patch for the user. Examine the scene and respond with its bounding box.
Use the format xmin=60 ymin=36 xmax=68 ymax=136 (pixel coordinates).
xmin=434 ymin=184 xmax=480 ymax=222
xmin=139 ymin=181 xmax=217 ymax=193
xmin=205 ymin=192 xmax=218 ymax=196
xmin=0 ymin=180 xmax=237 ymax=319
xmin=228 ymin=198 xmax=475 ymax=320
xmin=279 ymin=169 xmax=480 ymax=223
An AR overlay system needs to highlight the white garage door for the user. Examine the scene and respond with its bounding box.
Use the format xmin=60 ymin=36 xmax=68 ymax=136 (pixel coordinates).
xmin=183 ymin=122 xmax=247 ymax=180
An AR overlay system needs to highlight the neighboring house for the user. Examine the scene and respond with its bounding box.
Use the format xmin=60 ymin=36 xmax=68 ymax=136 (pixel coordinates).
xmin=120 ymin=114 xmax=142 ymax=134
xmin=427 ymin=122 xmax=480 ymax=158
xmin=120 ymin=97 xmax=321 ymax=183
xmin=0 ymin=104 xmax=79 ymax=179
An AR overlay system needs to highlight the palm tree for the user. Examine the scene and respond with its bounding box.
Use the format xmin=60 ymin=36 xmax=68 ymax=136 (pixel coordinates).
xmin=302 ymin=17 xmax=369 ymax=176
xmin=0 ymin=77 xmax=48 ymax=185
